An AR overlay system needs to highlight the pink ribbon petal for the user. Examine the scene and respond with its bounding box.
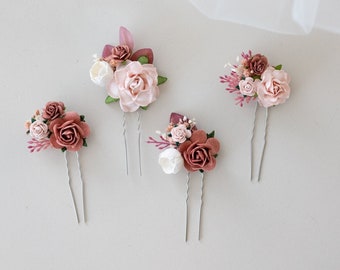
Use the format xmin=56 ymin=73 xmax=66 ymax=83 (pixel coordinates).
xmin=102 ymin=44 xmax=114 ymax=58
xmin=119 ymin=26 xmax=134 ymax=51
xmin=170 ymin=112 xmax=184 ymax=125
xmin=131 ymin=48 xmax=154 ymax=64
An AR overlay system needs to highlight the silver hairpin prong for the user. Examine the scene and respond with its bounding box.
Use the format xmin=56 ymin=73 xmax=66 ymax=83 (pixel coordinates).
xmin=64 ymin=151 xmax=79 ymax=223
xmin=123 ymin=112 xmax=129 ymax=175
xmin=137 ymin=110 xmax=142 ymax=176
xmin=250 ymin=102 xmax=258 ymax=181
xmin=198 ymin=171 xmax=205 ymax=241
xmin=185 ymin=172 xmax=190 ymax=242
xmin=257 ymin=107 xmax=269 ymax=182
xmin=76 ymin=151 xmax=86 ymax=223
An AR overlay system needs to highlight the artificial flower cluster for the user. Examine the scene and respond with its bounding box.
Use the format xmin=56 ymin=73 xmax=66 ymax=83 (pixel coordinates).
xmin=220 ymin=50 xmax=291 ymax=107
xmin=148 ymin=113 xmax=220 ymax=174
xmin=25 ymin=101 xmax=90 ymax=153
xmin=90 ymin=26 xmax=167 ymax=112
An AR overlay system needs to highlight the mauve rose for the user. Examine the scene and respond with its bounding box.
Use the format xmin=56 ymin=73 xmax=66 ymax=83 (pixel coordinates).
xmin=178 ymin=130 xmax=220 ymax=172
xmin=257 ymin=67 xmax=291 ymax=108
xmin=249 ymin=54 xmax=268 ymax=76
xmin=104 ymin=45 xmax=131 ymax=67
xmin=107 ymin=61 xmax=159 ymax=112
xmin=171 ymin=124 xmax=192 ymax=143
xmin=43 ymin=101 xmax=65 ymax=120
xmin=49 ymin=112 xmax=90 ymax=151
xmin=29 ymin=120 xmax=49 ymax=140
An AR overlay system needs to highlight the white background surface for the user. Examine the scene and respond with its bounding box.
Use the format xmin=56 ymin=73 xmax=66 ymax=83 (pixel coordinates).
xmin=1 ymin=1 xmax=340 ymax=269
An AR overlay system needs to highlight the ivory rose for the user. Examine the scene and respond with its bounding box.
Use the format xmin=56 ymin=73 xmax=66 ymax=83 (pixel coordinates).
xmin=107 ymin=61 xmax=159 ymax=112
xmin=49 ymin=112 xmax=90 ymax=151
xmin=257 ymin=67 xmax=291 ymax=107
xmin=42 ymin=101 xmax=65 ymax=120
xmin=158 ymin=148 xmax=184 ymax=174
xmin=90 ymin=60 xmax=114 ymax=87
xmin=170 ymin=124 xmax=192 ymax=143
xmin=29 ymin=120 xmax=49 ymax=140
xmin=238 ymin=77 xmax=259 ymax=96
xmin=178 ymin=130 xmax=220 ymax=172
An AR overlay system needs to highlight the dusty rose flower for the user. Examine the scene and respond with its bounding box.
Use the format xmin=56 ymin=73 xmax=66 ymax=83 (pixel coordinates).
xmin=170 ymin=124 xmax=192 ymax=143
xmin=29 ymin=120 xmax=49 ymax=140
xmin=49 ymin=112 xmax=90 ymax=151
xmin=43 ymin=101 xmax=65 ymax=121
xmin=107 ymin=61 xmax=159 ymax=112
xmin=238 ymin=77 xmax=259 ymax=96
xmin=257 ymin=67 xmax=291 ymax=108
xmin=178 ymin=130 xmax=220 ymax=172
xmin=104 ymin=45 xmax=131 ymax=67
xmin=249 ymin=54 xmax=268 ymax=76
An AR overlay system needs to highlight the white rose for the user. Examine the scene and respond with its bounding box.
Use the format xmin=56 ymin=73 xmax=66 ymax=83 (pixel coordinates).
xmin=89 ymin=60 xmax=114 ymax=87
xmin=158 ymin=148 xmax=184 ymax=174
xmin=29 ymin=120 xmax=49 ymax=140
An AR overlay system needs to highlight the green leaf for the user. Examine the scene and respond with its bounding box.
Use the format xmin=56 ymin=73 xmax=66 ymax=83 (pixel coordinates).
xmin=105 ymin=96 xmax=119 ymax=104
xmin=83 ymin=138 xmax=88 ymax=147
xmin=31 ymin=118 xmax=36 ymax=123
xmin=199 ymin=169 xmax=204 ymax=173
xmin=61 ymin=147 xmax=67 ymax=152
xmin=253 ymin=75 xmax=261 ymax=80
xmin=138 ymin=56 xmax=149 ymax=65
xmin=140 ymin=106 xmax=149 ymax=110
xmin=207 ymin=130 xmax=215 ymax=138
xmin=274 ymin=64 xmax=282 ymax=70
xmin=157 ymin=76 xmax=167 ymax=85
xmin=80 ymin=115 xmax=85 ymax=122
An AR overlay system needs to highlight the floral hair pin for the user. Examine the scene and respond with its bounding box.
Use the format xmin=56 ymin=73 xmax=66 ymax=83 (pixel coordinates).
xmin=220 ymin=50 xmax=291 ymax=181
xmin=90 ymin=26 xmax=167 ymax=176
xmin=25 ymin=101 xmax=90 ymax=223
xmin=148 ymin=113 xmax=220 ymax=241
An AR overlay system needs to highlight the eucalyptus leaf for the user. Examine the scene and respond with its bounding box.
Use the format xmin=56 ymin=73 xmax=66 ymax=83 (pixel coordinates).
xmin=157 ymin=76 xmax=167 ymax=85
xmin=207 ymin=130 xmax=215 ymax=138
xmin=138 ymin=56 xmax=149 ymax=65
xmin=105 ymin=96 xmax=119 ymax=104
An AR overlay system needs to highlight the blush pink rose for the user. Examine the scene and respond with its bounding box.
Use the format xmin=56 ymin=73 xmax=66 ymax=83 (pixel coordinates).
xmin=238 ymin=77 xmax=259 ymax=96
xmin=257 ymin=67 xmax=291 ymax=108
xmin=178 ymin=130 xmax=220 ymax=172
xmin=108 ymin=61 xmax=159 ymax=112
xmin=29 ymin=120 xmax=49 ymax=140
xmin=49 ymin=112 xmax=90 ymax=151
xmin=42 ymin=101 xmax=65 ymax=120
xmin=170 ymin=124 xmax=192 ymax=143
